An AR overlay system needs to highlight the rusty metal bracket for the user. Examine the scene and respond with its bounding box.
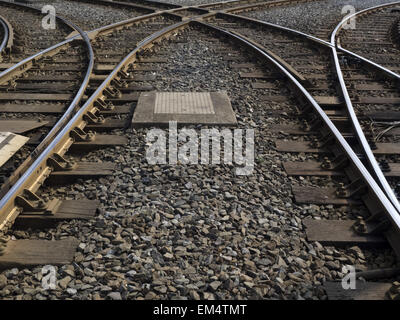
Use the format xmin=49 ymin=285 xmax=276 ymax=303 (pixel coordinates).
xmin=118 ymin=70 xmax=134 ymax=79
xmin=42 ymin=55 xmax=54 ymax=63
xmin=103 ymin=86 xmax=122 ymax=99
xmin=47 ymin=153 xmax=76 ymax=171
xmin=15 ymin=189 xmax=44 ymax=211
xmin=70 ymin=127 xmax=95 ymax=142
xmin=94 ymin=96 xmax=114 ymax=111
xmin=19 ymin=198 xmax=61 ymax=216
xmin=83 ymin=110 xmax=105 ymax=125
xmin=111 ymin=78 xmax=128 ymax=89
xmin=14 ymin=189 xmax=61 ymax=216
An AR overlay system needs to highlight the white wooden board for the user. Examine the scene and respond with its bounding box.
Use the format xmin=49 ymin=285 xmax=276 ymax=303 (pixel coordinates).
xmin=0 ymin=132 xmax=29 ymax=167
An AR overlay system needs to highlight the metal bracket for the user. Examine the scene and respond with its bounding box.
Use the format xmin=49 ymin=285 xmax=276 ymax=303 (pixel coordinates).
xmin=301 ymin=118 xmax=322 ymax=132
xmin=15 ymin=189 xmax=44 ymax=211
xmin=103 ymin=86 xmax=122 ymax=99
xmin=47 ymin=153 xmax=76 ymax=171
xmin=6 ymin=79 xmax=17 ymax=92
xmin=387 ymin=282 xmax=400 ymax=300
xmin=321 ymin=154 xmax=349 ymax=170
xmin=353 ymin=216 xmax=367 ymax=234
xmin=118 ymin=70 xmax=134 ymax=80
xmin=336 ymin=178 xmax=367 ymax=199
xmin=42 ymin=55 xmax=54 ymax=63
xmin=70 ymin=127 xmax=95 ymax=142
xmin=94 ymin=96 xmax=114 ymax=111
xmin=379 ymin=159 xmax=391 ymax=172
xmin=83 ymin=111 xmax=105 ymax=124
xmin=20 ymin=198 xmax=61 ymax=216
xmin=0 ymin=236 xmax=9 ymax=256
xmin=310 ymin=133 xmax=334 ymax=149
xmin=111 ymin=78 xmax=128 ymax=89
xmin=353 ymin=215 xmax=390 ymax=235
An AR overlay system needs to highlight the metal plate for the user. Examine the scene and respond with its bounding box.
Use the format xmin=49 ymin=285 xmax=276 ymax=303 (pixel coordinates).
xmin=132 ymin=91 xmax=237 ymax=127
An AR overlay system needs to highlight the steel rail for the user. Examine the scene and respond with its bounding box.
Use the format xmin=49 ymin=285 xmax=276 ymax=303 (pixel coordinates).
xmin=0 ymin=0 xmax=93 ymax=85
xmin=35 ymin=29 xmax=94 ymax=158
xmin=138 ymin=0 xmax=181 ymax=8
xmin=0 ymin=0 xmax=94 ymax=141
xmin=2 ymin=0 xmax=400 ymax=232
xmin=216 ymin=10 xmax=400 ymax=83
xmin=0 ymin=18 xmax=191 ymax=230
xmin=214 ymin=4 xmax=400 ymax=224
xmin=338 ymin=46 xmax=400 ymax=80
xmin=214 ymin=8 xmax=400 ymax=219
xmin=332 ymin=1 xmax=400 ymax=47
xmin=0 ymin=0 xmax=95 ymax=137
xmin=0 ymin=0 xmax=200 ymax=225
xmin=4 ymin=2 xmax=95 ymax=153
xmin=0 ymin=4 xmax=192 ymax=88
xmin=0 ymin=16 xmax=8 ymax=55
xmin=1 ymin=0 xmax=398 ymax=229
xmin=333 ymin=0 xmax=400 ymax=80
xmin=215 ymin=11 xmax=332 ymax=46
xmin=194 ymin=20 xmax=400 ymax=232
xmin=0 ymin=14 xmax=13 ymax=55
xmin=196 ymin=0 xmax=258 ymax=9
xmin=0 ymin=0 xmax=94 ymax=200
xmin=122 ymin=0 xmax=182 ymax=9
xmin=331 ymin=1 xmax=400 ymax=216
xmin=0 ymin=5 xmax=186 ymax=84
xmin=67 ymin=0 xmax=157 ymax=13
xmin=223 ymin=0 xmax=323 ymax=13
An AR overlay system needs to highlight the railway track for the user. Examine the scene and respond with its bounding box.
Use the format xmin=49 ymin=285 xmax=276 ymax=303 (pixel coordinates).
xmin=337 ymin=2 xmax=400 ymax=72
xmin=0 ymin=0 xmax=400 ymax=300
xmin=0 ymin=1 xmax=76 ymax=62
xmin=199 ymin=4 xmax=400 ymax=298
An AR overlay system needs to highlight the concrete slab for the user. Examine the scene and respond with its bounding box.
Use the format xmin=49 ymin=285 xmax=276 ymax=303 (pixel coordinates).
xmin=132 ymin=91 xmax=237 ymax=127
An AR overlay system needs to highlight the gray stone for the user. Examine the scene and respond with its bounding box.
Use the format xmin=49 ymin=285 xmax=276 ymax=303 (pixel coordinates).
xmin=107 ymin=292 xmax=122 ymax=300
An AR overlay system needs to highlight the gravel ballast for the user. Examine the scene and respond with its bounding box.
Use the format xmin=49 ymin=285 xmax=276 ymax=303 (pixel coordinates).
xmin=241 ymin=0 xmax=393 ymax=39
xmin=160 ymin=0 xmax=224 ymax=5
xmin=26 ymin=0 xmax=149 ymax=30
